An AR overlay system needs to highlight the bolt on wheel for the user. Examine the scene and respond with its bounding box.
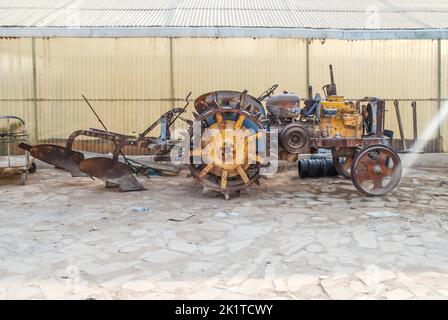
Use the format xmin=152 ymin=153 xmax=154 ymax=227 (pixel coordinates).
xmin=351 ymin=145 xmax=402 ymax=196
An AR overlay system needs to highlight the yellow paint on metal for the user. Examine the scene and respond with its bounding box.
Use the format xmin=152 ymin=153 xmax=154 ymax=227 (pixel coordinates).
xmin=236 ymin=165 xmax=250 ymax=184
xmin=198 ymin=162 xmax=214 ymax=178
xmin=319 ymin=99 xmax=363 ymax=138
xmin=221 ymin=169 xmax=228 ymax=189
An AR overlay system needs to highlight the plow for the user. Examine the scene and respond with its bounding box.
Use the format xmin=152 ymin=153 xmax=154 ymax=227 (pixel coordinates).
xmin=19 ymin=65 xmax=402 ymax=198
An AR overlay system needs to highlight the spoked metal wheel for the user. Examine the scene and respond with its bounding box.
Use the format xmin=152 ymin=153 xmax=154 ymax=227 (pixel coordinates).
xmin=189 ymin=107 xmax=266 ymax=200
xmin=333 ymin=155 xmax=354 ymax=178
xmin=351 ymin=144 xmax=402 ymax=196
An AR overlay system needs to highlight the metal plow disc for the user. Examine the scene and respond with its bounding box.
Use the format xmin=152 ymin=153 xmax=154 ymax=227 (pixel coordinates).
xmin=19 ymin=143 xmax=88 ymax=177
xmin=78 ymin=157 xmax=144 ymax=192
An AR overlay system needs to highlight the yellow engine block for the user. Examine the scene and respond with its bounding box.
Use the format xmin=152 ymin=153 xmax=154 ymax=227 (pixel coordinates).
xmin=318 ymin=96 xmax=363 ymax=138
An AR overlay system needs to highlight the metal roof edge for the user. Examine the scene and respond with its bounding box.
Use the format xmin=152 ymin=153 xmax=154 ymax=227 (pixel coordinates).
xmin=1 ymin=26 xmax=448 ymax=40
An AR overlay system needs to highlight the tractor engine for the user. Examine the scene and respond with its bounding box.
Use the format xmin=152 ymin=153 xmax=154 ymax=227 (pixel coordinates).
xmin=318 ymin=96 xmax=363 ymax=139
xmin=266 ymin=92 xmax=313 ymax=161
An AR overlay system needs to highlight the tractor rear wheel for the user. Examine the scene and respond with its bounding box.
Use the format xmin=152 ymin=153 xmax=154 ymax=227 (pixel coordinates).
xmin=189 ymin=107 xmax=266 ymax=199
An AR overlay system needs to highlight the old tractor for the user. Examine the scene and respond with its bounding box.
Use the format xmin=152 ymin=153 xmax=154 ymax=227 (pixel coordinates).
xmin=20 ymin=65 xmax=402 ymax=198
xmin=189 ymin=65 xmax=401 ymax=198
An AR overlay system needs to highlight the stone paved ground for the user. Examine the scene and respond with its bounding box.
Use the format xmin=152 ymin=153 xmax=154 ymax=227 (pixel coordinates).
xmin=0 ymin=167 xmax=448 ymax=300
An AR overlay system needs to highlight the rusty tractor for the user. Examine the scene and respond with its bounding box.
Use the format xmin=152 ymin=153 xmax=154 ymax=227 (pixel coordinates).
xmin=20 ymin=65 xmax=402 ymax=198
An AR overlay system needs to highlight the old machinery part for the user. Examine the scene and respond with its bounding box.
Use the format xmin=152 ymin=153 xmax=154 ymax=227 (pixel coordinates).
xmin=77 ymin=157 xmax=144 ymax=192
xmin=189 ymin=91 xmax=267 ymax=199
xmin=333 ymin=155 xmax=353 ymax=178
xmin=319 ymin=98 xmax=362 ymax=139
xmin=362 ymin=103 xmax=375 ymax=135
xmin=308 ymin=85 xmax=313 ymax=100
xmin=279 ymin=123 xmax=310 ymax=154
xmin=298 ymin=157 xmax=338 ymax=179
xmin=19 ymin=143 xmax=87 ymax=177
xmin=258 ymin=84 xmax=279 ymax=102
xmin=19 ymin=96 xmax=191 ymax=191
xmin=359 ymin=98 xmax=385 ymax=137
xmin=189 ymin=109 xmax=265 ymax=199
xmin=194 ymin=90 xmax=266 ymax=117
xmin=266 ymin=92 xmax=301 ymax=122
xmin=322 ymin=64 xmax=337 ymax=98
xmin=351 ymin=145 xmax=402 ymax=196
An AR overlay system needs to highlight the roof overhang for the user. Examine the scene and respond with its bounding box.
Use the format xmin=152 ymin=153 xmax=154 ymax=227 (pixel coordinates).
xmin=2 ymin=26 xmax=448 ymax=40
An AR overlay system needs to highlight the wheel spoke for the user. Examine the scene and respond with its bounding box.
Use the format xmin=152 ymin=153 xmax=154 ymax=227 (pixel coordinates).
xmin=198 ymin=163 xmax=214 ymax=178
xmin=247 ymin=131 xmax=264 ymax=142
xmin=237 ymin=165 xmax=250 ymax=184
xmin=381 ymin=164 xmax=393 ymax=176
xmin=234 ymin=114 xmax=245 ymax=130
xmin=215 ymin=113 xmax=225 ymax=130
xmin=221 ymin=170 xmax=228 ymax=189
xmin=355 ymin=171 xmax=370 ymax=182
xmin=373 ymin=177 xmax=383 ymax=189
xmin=248 ymin=153 xmax=264 ymax=164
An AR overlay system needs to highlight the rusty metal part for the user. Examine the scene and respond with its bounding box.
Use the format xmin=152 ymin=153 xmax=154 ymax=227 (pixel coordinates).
xmin=257 ymin=84 xmax=279 ymax=101
xmin=279 ymin=122 xmax=310 ymax=154
xmin=322 ymin=64 xmax=337 ymax=98
xmin=356 ymin=98 xmax=385 ymax=136
xmin=194 ymin=90 xmax=265 ymax=116
xmin=311 ymin=137 xmax=389 ymax=149
xmin=79 ymin=157 xmax=144 ymax=192
xmin=19 ymin=143 xmax=87 ymax=177
xmin=351 ymin=145 xmax=402 ymax=196
xmin=333 ymin=154 xmax=353 ymax=178
xmin=266 ymin=92 xmax=301 ymax=120
xmin=18 ymin=100 xmax=191 ymax=191
xmin=189 ymin=102 xmax=266 ymax=199
xmin=393 ymin=100 xmax=407 ymax=150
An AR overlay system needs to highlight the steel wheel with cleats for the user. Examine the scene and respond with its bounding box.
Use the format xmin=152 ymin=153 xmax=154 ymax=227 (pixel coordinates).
xmin=189 ymin=107 xmax=267 ymax=199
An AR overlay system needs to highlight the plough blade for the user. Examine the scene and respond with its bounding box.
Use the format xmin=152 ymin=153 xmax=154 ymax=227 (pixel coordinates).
xmin=78 ymin=157 xmax=144 ymax=192
xmin=19 ymin=143 xmax=88 ymax=177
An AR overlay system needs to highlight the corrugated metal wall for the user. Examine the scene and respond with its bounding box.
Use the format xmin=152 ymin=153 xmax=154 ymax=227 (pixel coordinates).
xmin=0 ymin=37 xmax=446 ymax=152
xmin=0 ymin=38 xmax=36 ymax=144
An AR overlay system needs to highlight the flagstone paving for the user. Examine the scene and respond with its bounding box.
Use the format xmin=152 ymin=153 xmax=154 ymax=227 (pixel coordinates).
xmin=0 ymin=167 xmax=447 ymax=299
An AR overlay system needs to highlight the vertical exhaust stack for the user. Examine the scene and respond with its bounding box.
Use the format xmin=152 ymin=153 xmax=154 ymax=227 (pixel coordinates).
xmin=329 ymin=64 xmax=335 ymax=87
xmin=322 ymin=64 xmax=337 ymax=98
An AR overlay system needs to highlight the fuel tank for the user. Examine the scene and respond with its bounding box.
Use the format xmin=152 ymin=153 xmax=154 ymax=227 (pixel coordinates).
xmin=266 ymin=92 xmax=301 ymax=120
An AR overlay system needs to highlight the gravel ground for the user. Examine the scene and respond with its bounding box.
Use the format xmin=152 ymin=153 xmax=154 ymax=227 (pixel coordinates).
xmin=0 ymin=167 xmax=448 ymax=299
